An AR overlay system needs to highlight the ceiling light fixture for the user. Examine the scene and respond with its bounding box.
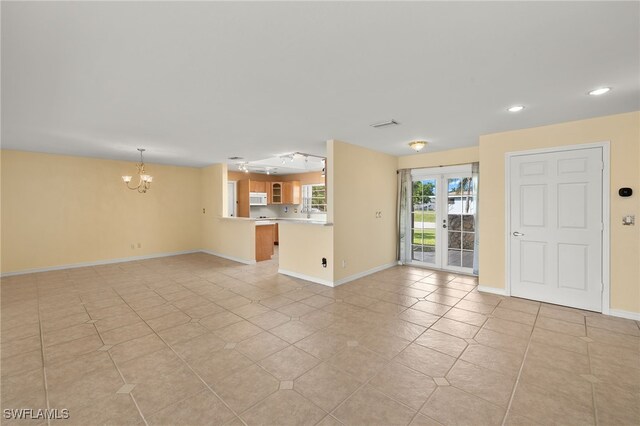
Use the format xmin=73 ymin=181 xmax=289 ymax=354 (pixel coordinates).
xmin=371 ymin=119 xmax=400 ymax=128
xmin=507 ymin=105 xmax=525 ymax=112
xmin=588 ymin=87 xmax=611 ymax=96
xmin=237 ymin=162 xmax=251 ymax=173
xmin=408 ymin=141 xmax=427 ymax=152
xmin=279 ymin=154 xmax=295 ymax=164
xmin=122 ymin=148 xmax=153 ymax=193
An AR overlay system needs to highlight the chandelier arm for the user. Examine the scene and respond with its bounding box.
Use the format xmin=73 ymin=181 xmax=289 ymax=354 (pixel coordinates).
xmin=125 ymin=177 xmax=142 ymax=191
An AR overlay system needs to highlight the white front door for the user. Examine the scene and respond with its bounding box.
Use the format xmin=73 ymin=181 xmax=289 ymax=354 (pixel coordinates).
xmin=509 ymin=147 xmax=603 ymax=312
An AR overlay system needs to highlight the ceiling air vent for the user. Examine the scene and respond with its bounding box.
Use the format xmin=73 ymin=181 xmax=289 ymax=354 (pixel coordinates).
xmin=228 ymin=156 xmax=243 ymax=160
xmin=370 ymin=119 xmax=399 ymax=128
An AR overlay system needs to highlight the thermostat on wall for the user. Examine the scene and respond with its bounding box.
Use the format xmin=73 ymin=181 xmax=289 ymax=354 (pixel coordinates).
xmin=618 ymin=187 xmax=632 ymax=197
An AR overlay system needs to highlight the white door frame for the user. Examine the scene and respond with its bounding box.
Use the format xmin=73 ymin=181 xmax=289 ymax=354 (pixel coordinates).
xmin=504 ymin=141 xmax=610 ymax=314
xmin=228 ymin=181 xmax=237 ymax=217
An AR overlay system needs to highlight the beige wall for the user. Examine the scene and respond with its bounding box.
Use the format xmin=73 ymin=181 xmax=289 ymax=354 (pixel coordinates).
xmin=329 ymin=140 xmax=398 ymax=281
xmin=479 ymin=111 xmax=640 ymax=313
xmin=202 ymin=164 xmax=256 ymax=263
xmin=1 ymin=150 xmax=202 ymax=274
xmin=278 ymin=223 xmax=333 ymax=284
xmin=398 ymin=146 xmax=479 ymax=170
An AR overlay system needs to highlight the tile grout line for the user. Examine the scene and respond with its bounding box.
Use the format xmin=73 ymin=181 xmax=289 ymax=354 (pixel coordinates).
xmin=80 ymin=291 xmax=150 ymax=426
xmin=500 ymin=303 xmax=541 ymax=426
xmin=324 ymin=281 xmax=475 ymax=424
xmin=406 ymin=285 xmax=505 ymax=425
xmin=16 ymin=262 xmax=484 ymax=426
xmin=35 ymin=279 xmax=52 ymax=426
xmin=109 ymin=284 xmax=250 ymax=426
xmin=585 ymin=316 xmax=599 ymax=425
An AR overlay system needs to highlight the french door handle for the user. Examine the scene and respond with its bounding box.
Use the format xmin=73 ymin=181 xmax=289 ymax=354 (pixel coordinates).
xmin=512 ymin=231 xmax=525 ymax=237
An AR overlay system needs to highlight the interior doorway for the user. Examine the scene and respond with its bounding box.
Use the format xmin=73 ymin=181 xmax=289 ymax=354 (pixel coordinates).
xmin=227 ymin=181 xmax=237 ymax=217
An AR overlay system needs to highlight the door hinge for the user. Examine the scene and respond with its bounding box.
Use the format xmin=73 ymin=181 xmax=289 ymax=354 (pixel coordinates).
xmin=600 ymin=222 xmax=604 ymax=231
xmin=600 ymin=161 xmax=604 ymax=171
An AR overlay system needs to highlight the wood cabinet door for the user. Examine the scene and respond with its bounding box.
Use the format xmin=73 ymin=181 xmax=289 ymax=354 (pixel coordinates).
xmin=282 ymin=182 xmax=293 ymax=204
xmin=249 ymin=180 xmax=267 ymax=193
xmin=237 ymin=179 xmax=250 ymax=217
xmin=291 ymin=181 xmax=301 ymax=204
xmin=271 ymin=182 xmax=282 ymax=204
xmin=282 ymin=181 xmax=301 ymax=204
xmin=255 ymin=225 xmax=274 ymax=261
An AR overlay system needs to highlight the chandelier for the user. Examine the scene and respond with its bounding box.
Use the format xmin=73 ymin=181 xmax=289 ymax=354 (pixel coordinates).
xmin=122 ymin=148 xmax=153 ymax=193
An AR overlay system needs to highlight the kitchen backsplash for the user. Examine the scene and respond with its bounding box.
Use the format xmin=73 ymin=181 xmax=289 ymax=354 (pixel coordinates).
xmin=250 ymin=205 xmax=327 ymax=221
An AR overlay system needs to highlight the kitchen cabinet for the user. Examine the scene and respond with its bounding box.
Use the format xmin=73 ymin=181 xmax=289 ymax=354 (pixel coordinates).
xmin=274 ymin=223 xmax=279 ymax=245
xmin=255 ymin=224 xmax=275 ymax=261
xmin=270 ymin=182 xmax=283 ymax=204
xmin=269 ymin=181 xmax=300 ymax=205
xmin=237 ymin=179 xmax=250 ymax=217
xmin=282 ymin=181 xmax=301 ymax=204
xmin=237 ymin=179 xmax=270 ymax=217
xmin=250 ymin=180 xmax=267 ymax=193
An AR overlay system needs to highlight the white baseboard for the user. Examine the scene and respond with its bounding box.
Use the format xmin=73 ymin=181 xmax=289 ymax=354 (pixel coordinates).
xmin=199 ymin=250 xmax=256 ymax=265
xmin=0 ymin=250 xmax=201 ymax=278
xmin=477 ymin=285 xmax=508 ymax=296
xmin=333 ymin=262 xmax=398 ymax=287
xmin=608 ymin=309 xmax=640 ymax=321
xmin=277 ymin=269 xmax=334 ymax=287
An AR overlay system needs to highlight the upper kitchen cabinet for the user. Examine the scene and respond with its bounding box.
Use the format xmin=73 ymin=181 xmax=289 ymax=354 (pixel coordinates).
xmin=249 ymin=180 xmax=267 ymax=193
xmin=269 ymin=181 xmax=300 ymax=205
xmin=237 ymin=179 xmax=250 ymax=217
xmin=282 ymin=181 xmax=301 ymax=204
xmin=237 ymin=179 xmax=270 ymax=217
xmin=270 ymin=182 xmax=282 ymax=204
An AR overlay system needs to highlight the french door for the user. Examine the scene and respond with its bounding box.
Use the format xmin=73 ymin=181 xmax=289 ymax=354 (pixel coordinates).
xmin=409 ymin=166 xmax=476 ymax=274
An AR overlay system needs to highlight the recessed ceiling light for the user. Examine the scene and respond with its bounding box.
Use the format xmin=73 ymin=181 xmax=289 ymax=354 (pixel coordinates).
xmin=588 ymin=87 xmax=611 ymax=96
xmin=507 ymin=105 xmax=525 ymax=113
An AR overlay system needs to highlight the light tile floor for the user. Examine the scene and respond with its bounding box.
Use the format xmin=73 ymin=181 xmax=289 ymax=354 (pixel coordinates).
xmin=1 ymin=253 xmax=639 ymax=425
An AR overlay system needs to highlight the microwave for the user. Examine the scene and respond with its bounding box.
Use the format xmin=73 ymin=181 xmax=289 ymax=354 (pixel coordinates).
xmin=249 ymin=192 xmax=268 ymax=206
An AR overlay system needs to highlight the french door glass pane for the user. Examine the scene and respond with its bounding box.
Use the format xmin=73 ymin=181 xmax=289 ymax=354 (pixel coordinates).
xmin=447 ymin=177 xmax=475 ymax=270
xmin=411 ymin=178 xmax=436 ymax=265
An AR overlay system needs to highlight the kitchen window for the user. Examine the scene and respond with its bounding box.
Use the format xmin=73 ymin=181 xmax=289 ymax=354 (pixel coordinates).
xmin=302 ymin=184 xmax=326 ymax=213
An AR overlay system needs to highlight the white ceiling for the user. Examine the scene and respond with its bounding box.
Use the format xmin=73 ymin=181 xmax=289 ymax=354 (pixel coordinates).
xmin=2 ymin=2 xmax=638 ymax=167
xmin=239 ymin=153 xmax=324 ymax=175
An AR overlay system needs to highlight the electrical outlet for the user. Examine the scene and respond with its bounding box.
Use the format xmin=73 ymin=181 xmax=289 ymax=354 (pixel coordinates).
xmin=341 ymin=260 xmax=347 ymax=268
xmin=130 ymin=244 xmax=135 ymax=250
xmin=202 ymin=208 xmax=206 ymax=214
xmin=622 ymin=215 xmax=635 ymax=226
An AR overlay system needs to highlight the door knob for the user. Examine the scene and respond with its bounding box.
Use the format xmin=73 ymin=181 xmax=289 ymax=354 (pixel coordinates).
xmin=512 ymin=231 xmax=525 ymax=237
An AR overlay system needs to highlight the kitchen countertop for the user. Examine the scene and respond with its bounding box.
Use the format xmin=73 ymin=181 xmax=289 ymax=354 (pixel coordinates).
xmin=219 ymin=216 xmax=332 ymax=226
